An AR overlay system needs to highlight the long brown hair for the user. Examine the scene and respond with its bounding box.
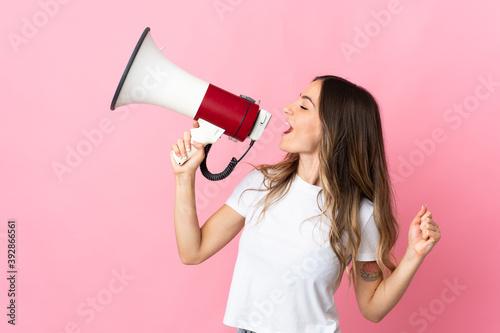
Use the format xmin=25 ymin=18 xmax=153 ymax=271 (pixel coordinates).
xmin=255 ymin=75 xmax=399 ymax=286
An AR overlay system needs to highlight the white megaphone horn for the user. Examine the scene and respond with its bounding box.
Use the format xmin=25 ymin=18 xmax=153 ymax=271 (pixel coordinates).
xmin=110 ymin=27 xmax=271 ymax=181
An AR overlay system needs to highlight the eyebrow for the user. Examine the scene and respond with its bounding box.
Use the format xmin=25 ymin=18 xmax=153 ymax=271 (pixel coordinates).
xmin=300 ymin=94 xmax=316 ymax=108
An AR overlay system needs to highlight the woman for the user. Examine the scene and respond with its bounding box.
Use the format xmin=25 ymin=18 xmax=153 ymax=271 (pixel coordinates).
xmin=170 ymin=75 xmax=441 ymax=333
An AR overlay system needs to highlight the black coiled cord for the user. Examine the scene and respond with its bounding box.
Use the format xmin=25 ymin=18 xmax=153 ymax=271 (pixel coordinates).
xmin=200 ymin=140 xmax=255 ymax=181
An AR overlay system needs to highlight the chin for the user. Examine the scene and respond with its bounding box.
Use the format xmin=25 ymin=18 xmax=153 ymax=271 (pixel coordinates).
xmin=279 ymin=147 xmax=290 ymax=153
xmin=278 ymin=143 xmax=295 ymax=154
xmin=278 ymin=140 xmax=290 ymax=153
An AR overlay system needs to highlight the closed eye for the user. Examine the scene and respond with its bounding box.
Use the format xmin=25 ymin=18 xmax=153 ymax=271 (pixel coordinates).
xmin=300 ymin=105 xmax=308 ymax=110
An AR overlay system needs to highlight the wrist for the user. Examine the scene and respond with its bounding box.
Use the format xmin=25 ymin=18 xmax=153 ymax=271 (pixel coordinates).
xmin=175 ymin=172 xmax=196 ymax=186
xmin=403 ymin=246 xmax=426 ymax=267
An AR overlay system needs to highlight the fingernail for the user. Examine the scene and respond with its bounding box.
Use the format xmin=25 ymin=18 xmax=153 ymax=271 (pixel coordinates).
xmin=186 ymin=147 xmax=191 ymax=152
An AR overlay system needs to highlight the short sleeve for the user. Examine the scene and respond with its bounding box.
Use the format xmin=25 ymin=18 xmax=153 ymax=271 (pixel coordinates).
xmin=225 ymin=169 xmax=265 ymax=218
xmin=356 ymin=199 xmax=380 ymax=261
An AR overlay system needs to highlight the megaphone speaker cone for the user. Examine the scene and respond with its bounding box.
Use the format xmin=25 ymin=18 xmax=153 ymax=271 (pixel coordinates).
xmin=110 ymin=27 xmax=151 ymax=111
xmin=110 ymin=27 xmax=209 ymax=118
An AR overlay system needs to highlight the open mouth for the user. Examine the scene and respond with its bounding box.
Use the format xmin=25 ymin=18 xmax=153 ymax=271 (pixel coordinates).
xmin=283 ymin=122 xmax=294 ymax=135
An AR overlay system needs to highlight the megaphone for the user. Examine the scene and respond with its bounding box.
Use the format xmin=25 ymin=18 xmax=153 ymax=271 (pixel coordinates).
xmin=110 ymin=27 xmax=271 ymax=181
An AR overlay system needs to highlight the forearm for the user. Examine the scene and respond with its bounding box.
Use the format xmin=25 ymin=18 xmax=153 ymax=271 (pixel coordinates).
xmin=174 ymin=173 xmax=202 ymax=264
xmin=367 ymin=250 xmax=424 ymax=321
xmin=360 ymin=205 xmax=441 ymax=322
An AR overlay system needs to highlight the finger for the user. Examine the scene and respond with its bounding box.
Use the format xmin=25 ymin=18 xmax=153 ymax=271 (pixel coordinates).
xmin=420 ymin=220 xmax=427 ymax=231
xmin=429 ymin=231 xmax=441 ymax=242
xmin=421 ymin=218 xmax=440 ymax=236
xmin=422 ymin=230 xmax=441 ymax=245
xmin=412 ymin=205 xmax=427 ymax=225
xmin=192 ymin=141 xmax=204 ymax=150
xmin=420 ymin=205 xmax=428 ymax=217
xmin=193 ymin=120 xmax=200 ymax=128
xmin=422 ymin=237 xmax=438 ymax=252
xmin=169 ymin=149 xmax=179 ymax=164
xmin=420 ymin=218 xmax=438 ymax=230
xmin=422 ymin=228 xmax=430 ymax=240
xmin=184 ymin=130 xmax=192 ymax=153
xmin=420 ymin=217 xmax=432 ymax=228
xmin=177 ymin=138 xmax=187 ymax=158
xmin=427 ymin=220 xmax=440 ymax=229
xmin=428 ymin=227 xmax=441 ymax=238
xmin=421 ymin=216 xmax=436 ymax=229
xmin=419 ymin=211 xmax=433 ymax=225
xmin=171 ymin=144 xmax=181 ymax=157
xmin=422 ymin=224 xmax=440 ymax=234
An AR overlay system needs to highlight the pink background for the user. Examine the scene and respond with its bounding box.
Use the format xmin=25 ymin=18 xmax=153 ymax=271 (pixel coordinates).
xmin=1 ymin=0 xmax=499 ymax=332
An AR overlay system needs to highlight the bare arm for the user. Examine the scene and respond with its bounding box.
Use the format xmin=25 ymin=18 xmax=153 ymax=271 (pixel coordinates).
xmin=170 ymin=122 xmax=245 ymax=265
xmin=354 ymin=205 xmax=441 ymax=322
xmin=173 ymin=171 xmax=244 ymax=264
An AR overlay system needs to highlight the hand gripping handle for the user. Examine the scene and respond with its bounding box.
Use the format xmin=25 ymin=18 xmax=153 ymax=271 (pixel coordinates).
xmin=171 ymin=119 xmax=225 ymax=165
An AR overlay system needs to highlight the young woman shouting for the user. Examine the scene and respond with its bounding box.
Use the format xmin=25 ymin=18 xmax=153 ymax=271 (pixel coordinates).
xmin=170 ymin=75 xmax=441 ymax=333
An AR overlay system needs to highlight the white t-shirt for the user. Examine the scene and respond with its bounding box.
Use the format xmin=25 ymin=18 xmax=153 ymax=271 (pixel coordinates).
xmin=223 ymin=170 xmax=379 ymax=333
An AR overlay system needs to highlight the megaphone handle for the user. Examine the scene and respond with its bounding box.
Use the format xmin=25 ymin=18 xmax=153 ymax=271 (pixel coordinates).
xmin=171 ymin=119 xmax=225 ymax=166
xmin=171 ymin=145 xmax=198 ymax=165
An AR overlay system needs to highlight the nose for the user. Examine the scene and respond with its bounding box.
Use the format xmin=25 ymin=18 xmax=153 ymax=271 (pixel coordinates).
xmin=283 ymin=102 xmax=293 ymax=115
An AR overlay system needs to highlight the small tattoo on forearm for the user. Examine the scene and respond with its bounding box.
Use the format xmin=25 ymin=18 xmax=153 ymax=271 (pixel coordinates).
xmin=360 ymin=262 xmax=382 ymax=281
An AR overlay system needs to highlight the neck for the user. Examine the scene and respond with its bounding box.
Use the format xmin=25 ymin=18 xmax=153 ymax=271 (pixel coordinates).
xmin=297 ymin=153 xmax=321 ymax=186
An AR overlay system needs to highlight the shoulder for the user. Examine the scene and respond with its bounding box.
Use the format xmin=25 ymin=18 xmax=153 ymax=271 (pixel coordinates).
xmin=359 ymin=197 xmax=374 ymax=229
xmin=358 ymin=198 xmax=379 ymax=249
xmin=230 ymin=169 xmax=266 ymax=194
xmin=240 ymin=168 xmax=266 ymax=186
